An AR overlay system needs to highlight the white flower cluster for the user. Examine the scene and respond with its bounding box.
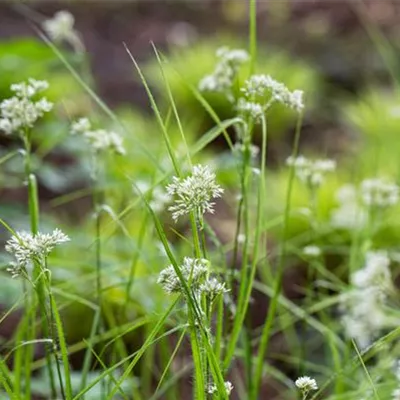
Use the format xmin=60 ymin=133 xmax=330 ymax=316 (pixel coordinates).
xmin=166 ymin=164 xmax=223 ymax=222
xmin=331 ymin=184 xmax=367 ymax=231
xmin=207 ymin=381 xmax=234 ymax=396
xmin=0 ymin=79 xmax=53 ymax=136
xmin=302 ymin=245 xmax=321 ymax=258
xmin=5 ymin=229 xmax=70 ymax=279
xmin=295 ymin=376 xmax=318 ymax=396
xmin=42 ymin=10 xmax=83 ymax=52
xmin=199 ymin=47 xmax=249 ymax=102
xmin=361 ymin=178 xmax=399 ymax=208
xmin=342 ymin=251 xmax=393 ymax=348
xmin=157 ymin=257 xmax=209 ymax=294
xmin=71 ymin=118 xmax=125 ymax=155
xmin=286 ymin=155 xmax=336 ymax=187
xmin=199 ymin=277 xmax=229 ymax=300
xmin=241 ymin=74 xmax=304 ymax=112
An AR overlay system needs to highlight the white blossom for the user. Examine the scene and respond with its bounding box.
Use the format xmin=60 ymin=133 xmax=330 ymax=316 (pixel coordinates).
xmin=286 ymin=155 xmax=336 ymax=187
xmin=0 ymin=79 xmax=53 ymax=136
xmin=70 ymin=118 xmax=125 ymax=155
xmin=341 ymin=251 xmax=394 ymax=348
xmin=166 ymin=165 xmax=223 ymax=222
xmin=361 ymin=178 xmax=399 ymax=208
xmin=42 ymin=11 xmax=83 ymax=52
xmin=199 ymin=47 xmax=248 ymax=101
xmin=157 ymin=257 xmax=208 ymax=294
xmin=241 ymin=74 xmax=304 ymax=111
xmin=236 ymin=98 xmax=264 ymax=122
xmin=207 ymin=381 xmax=234 ymax=396
xmin=295 ymin=376 xmax=318 ymax=393
xmin=199 ymin=277 xmax=229 ymax=299
xmin=303 ymin=245 xmax=321 ymax=257
xmin=5 ymin=229 xmax=70 ymax=278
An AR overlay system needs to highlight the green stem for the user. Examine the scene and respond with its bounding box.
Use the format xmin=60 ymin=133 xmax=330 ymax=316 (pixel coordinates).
xmin=251 ymin=113 xmax=303 ymax=396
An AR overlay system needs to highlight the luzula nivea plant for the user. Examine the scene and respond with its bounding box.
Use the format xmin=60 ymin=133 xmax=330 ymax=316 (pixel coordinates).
xmin=295 ymin=376 xmax=318 ymax=400
xmin=6 ymin=229 xmax=70 ymax=280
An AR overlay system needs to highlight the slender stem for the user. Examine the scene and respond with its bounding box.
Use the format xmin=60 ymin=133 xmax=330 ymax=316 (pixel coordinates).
xmin=251 ymin=113 xmax=303 ymax=396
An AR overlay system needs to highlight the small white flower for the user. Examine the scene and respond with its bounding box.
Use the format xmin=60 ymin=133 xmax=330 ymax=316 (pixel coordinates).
xmin=42 ymin=10 xmax=83 ymax=52
xmin=361 ymin=178 xmax=399 ymax=208
xmin=207 ymin=381 xmax=234 ymax=396
xmin=241 ymin=74 xmax=304 ymax=111
xmin=295 ymin=376 xmax=318 ymax=392
xmin=303 ymin=245 xmax=321 ymax=257
xmin=200 ymin=277 xmax=229 ymax=299
xmin=157 ymin=257 xmax=208 ymax=294
xmin=199 ymin=47 xmax=248 ymax=101
xmin=166 ymin=165 xmax=223 ymax=222
xmin=70 ymin=118 xmax=125 ymax=155
xmin=286 ymin=155 xmax=336 ymax=187
xmin=71 ymin=117 xmax=91 ymax=135
xmin=0 ymin=79 xmax=53 ymax=136
xmin=236 ymin=98 xmax=264 ymax=122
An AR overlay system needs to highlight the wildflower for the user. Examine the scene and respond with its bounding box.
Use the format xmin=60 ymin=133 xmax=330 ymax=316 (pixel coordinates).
xmin=351 ymin=251 xmax=392 ymax=290
xmin=361 ymin=178 xmax=399 ymax=208
xmin=0 ymin=79 xmax=52 ymax=136
xmin=341 ymin=251 xmax=394 ymax=348
xmin=241 ymin=74 xmax=304 ymax=111
xmin=236 ymin=98 xmax=264 ymax=122
xmin=303 ymin=245 xmax=321 ymax=257
xmin=199 ymin=47 xmax=248 ymax=102
xmin=286 ymin=155 xmax=336 ymax=187
xmin=157 ymin=257 xmax=208 ymax=294
xmin=166 ymin=165 xmax=223 ymax=222
xmin=42 ymin=10 xmax=83 ymax=52
xmin=200 ymin=277 xmax=229 ymax=300
xmin=295 ymin=376 xmax=318 ymax=398
xmin=5 ymin=229 xmax=70 ymax=278
xmin=330 ymin=184 xmax=367 ymax=231
xmin=70 ymin=118 xmax=125 ymax=155
xmin=207 ymin=381 xmax=234 ymax=396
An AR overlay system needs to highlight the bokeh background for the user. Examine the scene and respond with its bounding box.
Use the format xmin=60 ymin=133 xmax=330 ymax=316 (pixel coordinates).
xmin=2 ymin=1 xmax=400 ymax=398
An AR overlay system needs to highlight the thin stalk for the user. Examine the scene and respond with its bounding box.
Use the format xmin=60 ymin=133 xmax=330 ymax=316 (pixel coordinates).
xmin=250 ymin=113 xmax=303 ymax=397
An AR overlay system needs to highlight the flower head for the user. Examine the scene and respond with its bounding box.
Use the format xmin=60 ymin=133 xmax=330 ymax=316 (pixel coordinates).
xmin=199 ymin=47 xmax=248 ymax=102
xmin=361 ymin=178 xmax=399 ymax=208
xmin=166 ymin=165 xmax=223 ymax=222
xmin=207 ymin=381 xmax=234 ymax=396
xmin=0 ymin=79 xmax=52 ymax=136
xmin=295 ymin=376 xmax=318 ymax=395
xmin=5 ymin=229 xmax=70 ymax=279
xmin=286 ymin=155 xmax=336 ymax=187
xmin=157 ymin=257 xmax=208 ymax=294
xmin=199 ymin=277 xmax=229 ymax=300
xmin=241 ymin=74 xmax=304 ymax=112
xmin=42 ymin=10 xmax=83 ymax=52
xmin=70 ymin=118 xmax=125 ymax=155
xmin=302 ymin=245 xmax=321 ymax=258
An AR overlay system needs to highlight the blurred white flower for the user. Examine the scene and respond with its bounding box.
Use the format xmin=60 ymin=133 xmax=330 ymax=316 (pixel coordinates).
xmin=303 ymin=245 xmax=321 ymax=257
xmin=42 ymin=10 xmax=84 ymax=52
xmin=295 ymin=376 xmax=318 ymax=393
xmin=286 ymin=155 xmax=336 ymax=187
xmin=0 ymin=79 xmax=52 ymax=136
xmin=200 ymin=277 xmax=229 ymax=300
xmin=166 ymin=165 xmax=223 ymax=222
xmin=199 ymin=46 xmax=248 ymax=101
xmin=70 ymin=118 xmax=125 ymax=155
xmin=361 ymin=178 xmax=399 ymax=208
xmin=208 ymin=381 xmax=234 ymax=396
